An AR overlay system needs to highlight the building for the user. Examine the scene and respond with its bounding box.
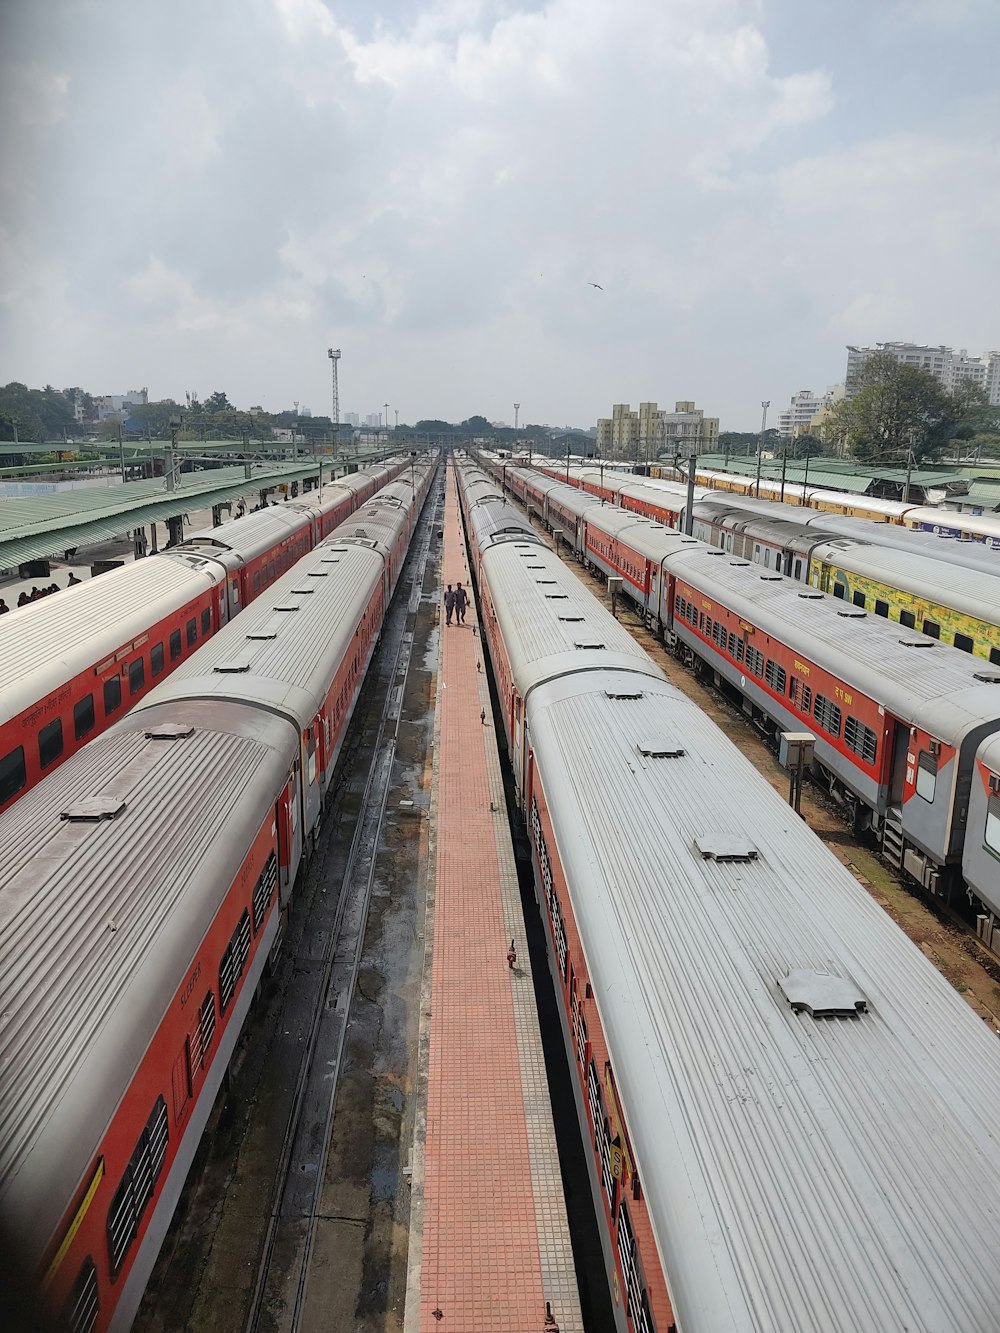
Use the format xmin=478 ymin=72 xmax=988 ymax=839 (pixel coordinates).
xmin=597 ymin=400 xmax=719 ymax=460
xmin=95 ymin=388 xmax=149 ymax=422
xmin=845 ymin=343 xmax=1000 ymax=404
xmin=776 ymin=385 xmax=845 ymax=438
xmin=343 ymin=412 xmax=360 ymax=427
xmin=365 ymin=413 xmax=381 ymax=428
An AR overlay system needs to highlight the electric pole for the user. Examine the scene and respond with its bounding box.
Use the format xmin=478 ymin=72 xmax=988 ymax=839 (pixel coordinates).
xmin=327 ymin=348 xmax=341 ymax=459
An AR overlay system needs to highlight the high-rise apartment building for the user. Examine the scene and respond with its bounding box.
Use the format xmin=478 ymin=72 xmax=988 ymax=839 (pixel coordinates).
xmin=845 ymin=343 xmax=1000 ymax=404
xmin=596 ymin=401 xmax=719 ymax=460
xmin=776 ymin=386 xmax=844 ymax=438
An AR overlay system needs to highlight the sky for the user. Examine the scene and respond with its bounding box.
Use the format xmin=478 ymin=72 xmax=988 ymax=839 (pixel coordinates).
xmin=1 ymin=0 xmax=998 ymax=430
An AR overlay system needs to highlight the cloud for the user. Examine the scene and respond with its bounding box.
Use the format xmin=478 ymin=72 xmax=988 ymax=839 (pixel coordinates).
xmin=0 ymin=0 xmax=995 ymax=427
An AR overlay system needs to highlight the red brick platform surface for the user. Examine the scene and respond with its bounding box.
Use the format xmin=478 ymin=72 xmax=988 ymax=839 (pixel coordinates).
xmin=405 ymin=465 xmax=582 ymax=1333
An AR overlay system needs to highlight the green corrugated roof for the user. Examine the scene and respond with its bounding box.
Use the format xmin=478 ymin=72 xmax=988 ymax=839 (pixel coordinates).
xmin=0 ymin=462 xmax=332 ymax=566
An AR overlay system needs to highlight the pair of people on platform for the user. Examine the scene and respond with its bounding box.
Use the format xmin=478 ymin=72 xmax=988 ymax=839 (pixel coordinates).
xmin=444 ymin=582 xmax=468 ymax=626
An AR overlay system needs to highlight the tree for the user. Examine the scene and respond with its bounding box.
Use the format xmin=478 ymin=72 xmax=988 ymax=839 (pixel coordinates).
xmin=204 ymin=390 xmax=232 ymax=413
xmin=827 ymin=352 xmax=959 ymax=463
xmin=793 ymin=433 xmax=829 ymax=458
xmin=462 ymin=415 xmax=492 ymax=434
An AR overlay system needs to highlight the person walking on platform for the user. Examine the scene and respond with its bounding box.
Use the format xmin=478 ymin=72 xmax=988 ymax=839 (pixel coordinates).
xmin=67 ymin=572 xmax=81 ymax=586
xmin=454 ymin=581 xmax=468 ymax=624
xmin=0 ymin=599 xmax=8 ymax=614
xmin=444 ymin=583 xmax=455 ymax=626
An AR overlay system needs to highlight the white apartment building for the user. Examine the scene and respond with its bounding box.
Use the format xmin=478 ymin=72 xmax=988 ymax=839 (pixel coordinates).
xmin=95 ymin=387 xmax=149 ymax=422
xmin=776 ymin=386 xmax=844 ymax=438
xmin=343 ymin=412 xmax=360 ymax=427
xmin=845 ymin=343 xmax=1000 ymax=404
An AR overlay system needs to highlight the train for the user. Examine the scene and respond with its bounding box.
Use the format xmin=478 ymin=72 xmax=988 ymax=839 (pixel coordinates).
xmin=0 ymin=458 xmax=411 ymax=815
xmin=653 ymin=460 xmax=1000 ymax=547
xmin=478 ymin=455 xmax=1000 ymax=944
xmin=510 ymin=461 xmax=1000 ymax=663
xmin=0 ymin=459 xmax=436 ymax=1333
xmin=455 ymin=455 xmax=1000 ymax=1333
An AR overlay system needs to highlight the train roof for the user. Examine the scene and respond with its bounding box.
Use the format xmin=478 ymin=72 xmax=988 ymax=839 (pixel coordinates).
xmin=905 ymin=505 xmax=1000 ymax=540
xmin=0 ymin=699 xmax=297 ymax=1255
xmin=807 ymin=539 xmax=1000 ymax=621
xmin=800 ymin=514 xmax=1000 ymax=572
xmin=527 ymin=669 xmax=1000 ymax=1331
xmin=137 ymin=539 xmax=385 ymax=728
xmin=466 ymin=497 xmax=542 ymax=549
xmin=670 ymin=546 xmax=1000 ymax=738
xmin=481 ymin=540 xmax=663 ymax=699
xmin=0 ymin=552 xmax=222 ymax=727
xmin=183 ymin=503 xmax=309 ymax=562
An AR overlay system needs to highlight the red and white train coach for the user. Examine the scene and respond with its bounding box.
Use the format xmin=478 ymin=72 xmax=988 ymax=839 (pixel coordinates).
xmin=0 ymin=461 xmax=406 ymax=815
xmin=457 ymin=459 xmax=1000 ymax=1333
xmin=0 ymin=461 xmax=435 ymax=1333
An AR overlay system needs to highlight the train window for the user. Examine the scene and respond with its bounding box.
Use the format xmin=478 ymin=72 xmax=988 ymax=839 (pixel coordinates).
xmin=39 ymin=718 xmax=64 ymax=769
xmin=253 ymin=570 xmax=261 ymax=594
xmin=186 ymin=617 xmax=197 ymax=647
xmin=0 ymin=746 xmax=26 ymax=805
xmin=106 ymin=1096 xmax=169 ymax=1278
xmin=990 ymin=648 xmax=1000 ymax=667
xmin=852 ymin=591 xmax=866 ymax=608
xmin=844 ymin=716 xmax=878 ymax=765
xmin=219 ymin=909 xmax=252 ymax=1013
xmin=151 ymin=642 xmax=165 ymax=677
xmin=732 ymin=636 xmax=745 ymax=665
xmin=252 ymin=852 xmax=279 ymax=932
xmin=104 ymin=676 xmax=122 ymax=715
xmin=953 ymin=632 xmax=974 ymax=654
xmin=916 ymin=749 xmax=937 ymax=802
xmin=899 ymin=610 xmax=916 ymax=629
xmin=617 ymin=1202 xmax=652 ymax=1333
xmin=74 ymin=694 xmax=96 ymax=741
xmin=985 ymin=793 xmax=1000 ymax=857
xmin=269 ymin=560 xmax=275 ymax=580
xmin=745 ymin=646 xmax=764 ymax=677
xmin=201 ymin=607 xmax=211 ymax=635
xmin=63 ymin=1255 xmax=99 ymax=1333
xmin=874 ymin=599 xmax=889 ymax=618
xmin=813 ymin=694 xmax=842 ymax=738
xmin=128 ymin=658 xmax=145 ymax=696
xmin=189 ymin=991 xmax=217 ymax=1075
xmin=833 ymin=583 xmax=845 ymax=600
xmin=764 ymin=659 xmax=787 ymax=695
xmin=801 ymin=684 xmax=813 ymax=713
xmin=922 ymin=619 xmax=940 ymax=639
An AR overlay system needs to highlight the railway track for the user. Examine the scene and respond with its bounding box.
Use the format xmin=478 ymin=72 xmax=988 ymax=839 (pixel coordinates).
xmin=241 ymin=479 xmax=441 ymax=1333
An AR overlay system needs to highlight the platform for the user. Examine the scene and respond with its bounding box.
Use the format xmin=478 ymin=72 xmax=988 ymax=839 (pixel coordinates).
xmin=405 ymin=466 xmax=583 ymax=1333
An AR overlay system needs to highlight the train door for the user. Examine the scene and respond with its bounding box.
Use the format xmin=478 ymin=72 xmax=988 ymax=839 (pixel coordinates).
xmin=887 ymin=719 xmax=909 ymax=807
xmin=277 ymin=767 xmax=303 ymax=900
xmin=513 ymin=691 xmax=525 ymax=795
xmin=301 ymin=722 xmax=322 ymax=841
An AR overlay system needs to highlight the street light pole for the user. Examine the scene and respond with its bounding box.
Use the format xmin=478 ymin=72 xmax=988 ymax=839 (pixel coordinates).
xmin=780 ymin=438 xmax=788 ymax=503
xmin=755 ymin=400 xmax=770 ymax=497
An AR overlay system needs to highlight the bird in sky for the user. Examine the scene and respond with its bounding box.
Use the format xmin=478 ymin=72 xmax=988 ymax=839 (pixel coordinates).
xmin=587 ymin=281 xmax=604 ymax=290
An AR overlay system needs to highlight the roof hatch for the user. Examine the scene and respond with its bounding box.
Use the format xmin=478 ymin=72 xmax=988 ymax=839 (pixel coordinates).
xmin=607 ymin=690 xmax=644 ymax=701
xmin=61 ymin=796 xmax=127 ymax=822
xmin=214 ymin=661 xmax=251 ymax=673
xmin=898 ymin=637 xmax=935 ymax=647
xmin=797 ymin=591 xmax=824 ymax=600
xmin=143 ymin=722 xmax=194 ymax=739
xmin=637 ymin=737 xmax=685 ymax=758
xmin=573 ymin=637 xmax=606 ymax=650
xmin=273 ymin=603 xmax=301 ymax=612
xmin=973 ymin=671 xmax=1000 ymax=683
xmin=778 ymin=969 xmax=867 ymax=1018
xmin=694 ymin=833 xmax=758 ymax=862
xmin=836 ymin=608 xmax=866 ymax=618
xmin=246 ymin=630 xmax=277 ymax=641
xmin=558 ymin=614 xmax=585 ymax=622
